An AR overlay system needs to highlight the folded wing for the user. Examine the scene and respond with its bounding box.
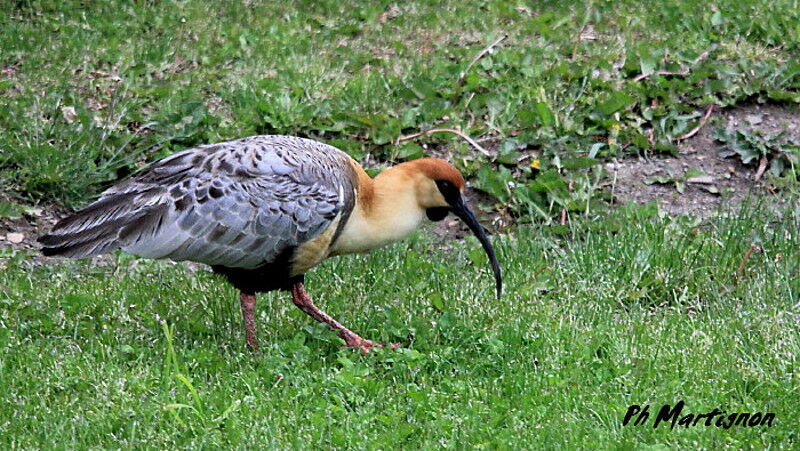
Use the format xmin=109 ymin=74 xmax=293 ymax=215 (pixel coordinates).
xmin=39 ymin=136 xmax=356 ymax=269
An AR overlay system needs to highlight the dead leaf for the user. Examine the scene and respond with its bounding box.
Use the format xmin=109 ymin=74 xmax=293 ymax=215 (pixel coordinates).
xmin=744 ymin=114 xmax=763 ymax=125
xmin=6 ymin=232 xmax=24 ymax=244
xmin=754 ymin=157 xmax=768 ymax=181
xmin=579 ymin=24 xmax=597 ymax=41
xmin=686 ymin=176 xmax=714 ymax=184
xmin=61 ymin=106 xmax=77 ymax=124
xmin=1 ymin=62 xmax=20 ymax=76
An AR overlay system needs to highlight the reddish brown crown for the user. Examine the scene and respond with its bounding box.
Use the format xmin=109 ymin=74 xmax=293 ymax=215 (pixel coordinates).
xmin=409 ymin=158 xmax=466 ymax=190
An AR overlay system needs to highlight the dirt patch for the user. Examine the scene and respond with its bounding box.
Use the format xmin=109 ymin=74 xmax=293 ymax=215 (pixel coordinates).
xmin=0 ymin=201 xmax=64 ymax=254
xmin=609 ymin=103 xmax=799 ymax=217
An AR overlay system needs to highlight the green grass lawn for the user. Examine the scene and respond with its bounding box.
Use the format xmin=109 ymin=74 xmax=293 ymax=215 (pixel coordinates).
xmin=1 ymin=0 xmax=798 ymax=215
xmin=1 ymin=205 xmax=798 ymax=448
xmin=1 ymin=0 xmax=799 ymax=448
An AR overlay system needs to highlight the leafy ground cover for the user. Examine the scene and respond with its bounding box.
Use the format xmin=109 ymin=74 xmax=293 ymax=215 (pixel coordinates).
xmin=1 ymin=204 xmax=798 ymax=448
xmin=1 ymin=0 xmax=798 ymax=217
xmin=1 ymin=0 xmax=799 ymax=448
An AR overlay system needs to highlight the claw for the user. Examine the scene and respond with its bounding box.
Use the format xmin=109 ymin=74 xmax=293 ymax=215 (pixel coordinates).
xmin=341 ymin=334 xmax=401 ymax=353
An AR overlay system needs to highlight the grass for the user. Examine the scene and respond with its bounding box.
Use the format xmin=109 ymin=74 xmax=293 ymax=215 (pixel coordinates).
xmin=1 ymin=0 xmax=798 ymax=215
xmin=1 ymin=0 xmax=799 ymax=448
xmin=1 ymin=203 xmax=798 ymax=448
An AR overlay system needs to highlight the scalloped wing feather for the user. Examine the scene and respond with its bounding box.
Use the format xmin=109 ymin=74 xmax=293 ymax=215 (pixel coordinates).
xmin=39 ymin=136 xmax=357 ymax=270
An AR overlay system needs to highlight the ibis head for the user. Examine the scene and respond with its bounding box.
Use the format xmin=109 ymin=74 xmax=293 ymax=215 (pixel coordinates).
xmin=333 ymin=158 xmax=502 ymax=298
xmin=414 ymin=160 xmax=503 ymax=298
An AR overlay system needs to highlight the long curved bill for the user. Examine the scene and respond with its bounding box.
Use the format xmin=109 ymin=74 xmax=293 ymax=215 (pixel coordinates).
xmin=450 ymin=197 xmax=503 ymax=298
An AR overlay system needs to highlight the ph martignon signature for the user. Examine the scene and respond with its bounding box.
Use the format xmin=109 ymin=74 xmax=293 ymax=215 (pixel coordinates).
xmin=623 ymin=401 xmax=776 ymax=429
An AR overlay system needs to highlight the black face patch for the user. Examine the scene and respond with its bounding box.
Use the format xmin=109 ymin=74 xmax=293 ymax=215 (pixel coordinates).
xmin=435 ymin=180 xmax=461 ymax=204
xmin=426 ymin=207 xmax=449 ymax=221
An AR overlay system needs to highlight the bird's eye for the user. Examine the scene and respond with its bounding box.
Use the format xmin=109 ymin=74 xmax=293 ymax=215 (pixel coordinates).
xmin=435 ymin=180 xmax=460 ymax=203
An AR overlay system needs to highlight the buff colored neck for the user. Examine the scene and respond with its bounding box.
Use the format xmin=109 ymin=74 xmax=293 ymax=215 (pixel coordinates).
xmin=329 ymin=162 xmax=426 ymax=255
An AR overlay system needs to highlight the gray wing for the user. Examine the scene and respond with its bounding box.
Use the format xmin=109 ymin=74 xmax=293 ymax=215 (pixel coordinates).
xmin=39 ymin=136 xmax=357 ymax=269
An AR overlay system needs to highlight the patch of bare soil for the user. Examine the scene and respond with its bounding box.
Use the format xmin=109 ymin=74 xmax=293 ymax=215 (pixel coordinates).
xmin=609 ymin=104 xmax=799 ymax=217
xmin=0 ymin=202 xmax=64 ymax=254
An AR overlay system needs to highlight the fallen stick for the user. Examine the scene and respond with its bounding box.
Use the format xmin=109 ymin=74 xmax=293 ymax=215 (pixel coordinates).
xmin=459 ymin=34 xmax=507 ymax=82
xmin=672 ymin=104 xmax=715 ymax=141
xmin=734 ymin=244 xmax=760 ymax=286
xmin=533 ymin=265 xmax=551 ymax=278
xmin=633 ymin=70 xmax=689 ymax=82
xmin=396 ymin=128 xmax=493 ymax=158
xmin=633 ymin=45 xmax=714 ymax=82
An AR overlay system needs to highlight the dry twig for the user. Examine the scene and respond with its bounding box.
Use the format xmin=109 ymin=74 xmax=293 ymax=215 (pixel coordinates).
xmin=396 ymin=128 xmax=492 ymax=158
xmin=633 ymin=70 xmax=689 ymax=82
xmin=672 ymin=104 xmax=715 ymax=141
xmin=734 ymin=244 xmax=761 ymax=286
xmin=692 ymin=47 xmax=714 ymax=66
xmin=533 ymin=265 xmax=551 ymax=278
xmin=459 ymin=34 xmax=507 ymax=82
xmin=633 ymin=45 xmax=715 ymax=82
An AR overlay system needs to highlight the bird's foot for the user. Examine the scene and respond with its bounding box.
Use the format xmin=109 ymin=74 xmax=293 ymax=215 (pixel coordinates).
xmin=341 ymin=333 xmax=400 ymax=354
xmin=290 ymin=282 xmax=400 ymax=353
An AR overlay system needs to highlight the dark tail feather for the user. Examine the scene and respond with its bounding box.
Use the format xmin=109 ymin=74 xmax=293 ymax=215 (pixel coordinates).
xmin=38 ymin=191 xmax=164 ymax=258
xmin=39 ymin=215 xmax=139 ymax=257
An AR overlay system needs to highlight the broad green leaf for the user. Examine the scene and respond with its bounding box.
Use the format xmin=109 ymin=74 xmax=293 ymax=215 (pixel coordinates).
xmin=644 ymin=175 xmax=673 ymax=185
xmin=684 ymin=168 xmax=705 ymax=179
xmin=533 ymin=102 xmax=555 ymax=127
xmin=596 ymin=92 xmax=636 ymax=115
xmin=396 ymin=142 xmax=424 ymax=160
xmin=430 ymin=293 xmax=445 ymax=312
xmin=562 ymin=157 xmax=597 ymax=170
xmin=0 ymin=201 xmax=25 ymax=219
xmin=530 ymin=170 xmax=568 ymax=193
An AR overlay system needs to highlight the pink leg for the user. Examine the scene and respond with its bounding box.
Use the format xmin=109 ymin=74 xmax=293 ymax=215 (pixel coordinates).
xmin=240 ymin=292 xmax=259 ymax=351
xmin=290 ymin=282 xmax=399 ymax=353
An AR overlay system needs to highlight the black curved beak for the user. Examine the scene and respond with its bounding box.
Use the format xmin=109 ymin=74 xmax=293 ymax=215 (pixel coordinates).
xmin=450 ymin=197 xmax=503 ymax=298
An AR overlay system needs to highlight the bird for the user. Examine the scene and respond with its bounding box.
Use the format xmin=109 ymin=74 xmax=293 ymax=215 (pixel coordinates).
xmin=38 ymin=135 xmax=502 ymax=352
